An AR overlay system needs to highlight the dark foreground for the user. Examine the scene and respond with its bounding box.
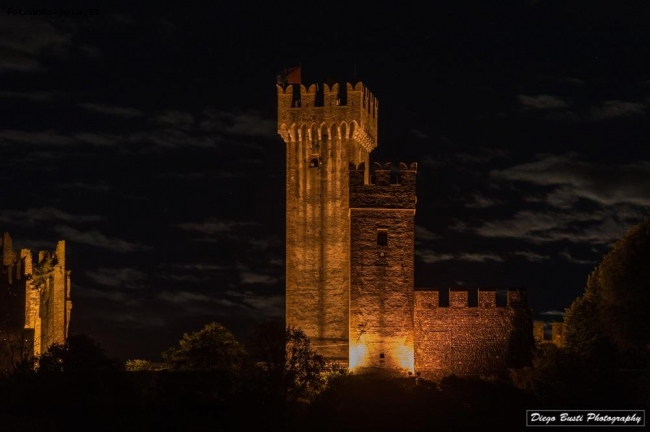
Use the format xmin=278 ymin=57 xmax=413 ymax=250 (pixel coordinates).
xmin=0 ymin=370 xmax=645 ymax=431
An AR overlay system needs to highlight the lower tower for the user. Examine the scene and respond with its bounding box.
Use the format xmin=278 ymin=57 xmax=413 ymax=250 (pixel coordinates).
xmin=348 ymin=162 xmax=417 ymax=372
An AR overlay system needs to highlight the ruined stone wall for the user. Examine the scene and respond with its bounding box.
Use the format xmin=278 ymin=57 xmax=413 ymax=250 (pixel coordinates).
xmin=278 ymin=82 xmax=378 ymax=361
xmin=533 ymin=321 xmax=565 ymax=348
xmin=414 ymin=289 xmax=528 ymax=380
xmin=0 ymin=233 xmax=71 ymax=370
xmin=36 ymin=241 xmax=71 ymax=354
xmin=349 ymin=162 xmax=417 ymax=372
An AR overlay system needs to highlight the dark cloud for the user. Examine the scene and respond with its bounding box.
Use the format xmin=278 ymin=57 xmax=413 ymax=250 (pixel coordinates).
xmin=240 ymin=271 xmax=278 ymax=285
xmin=151 ymin=110 xmax=194 ymax=128
xmin=558 ymin=250 xmax=596 ymax=265
xmin=410 ymin=129 xmax=429 ymax=139
xmin=81 ymin=103 xmax=144 ymax=118
xmin=126 ymin=128 xmax=216 ymax=149
xmin=95 ymin=311 xmax=165 ymax=328
xmin=588 ymin=100 xmax=645 ymax=121
xmin=157 ymin=170 xmax=240 ymax=181
xmin=415 ymin=225 xmax=440 ymax=241
xmin=0 ymin=14 xmax=71 ymax=72
xmin=74 ymin=286 xmax=128 ymax=303
xmin=518 ymin=94 xmax=569 ymax=110
xmin=73 ymin=132 xmax=121 ymax=146
xmin=175 ymin=218 xmax=257 ymax=236
xmin=224 ymin=290 xmax=283 ymax=317
xmin=416 ymin=249 xmax=504 ymax=264
xmin=172 ymin=263 xmax=231 ymax=271
xmin=85 ymin=267 xmax=149 ymax=289
xmin=491 ymin=154 xmax=650 ymax=207
xmin=157 ymin=273 xmax=213 ymax=283
xmin=158 ymin=290 xmax=228 ymax=305
xmin=513 ymin=251 xmax=552 ymax=262
xmin=464 ymin=194 xmax=503 ymax=209
xmin=199 ymin=110 xmax=276 ymax=138
xmin=0 ymin=130 xmax=76 ymax=146
xmin=0 ymin=90 xmax=65 ymax=102
xmin=112 ymin=14 xmax=135 ymax=25
xmin=469 ymin=208 xmax=642 ymax=246
xmin=53 ymin=225 xmax=150 ymax=252
xmin=57 ymin=182 xmax=111 ymax=192
xmin=0 ymin=207 xmax=103 ymax=225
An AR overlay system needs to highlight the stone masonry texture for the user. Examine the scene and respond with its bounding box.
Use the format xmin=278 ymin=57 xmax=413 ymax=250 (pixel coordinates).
xmin=279 ymin=79 xmax=531 ymax=377
xmin=278 ymin=82 xmax=378 ymax=361
xmin=0 ymin=232 xmax=71 ymax=373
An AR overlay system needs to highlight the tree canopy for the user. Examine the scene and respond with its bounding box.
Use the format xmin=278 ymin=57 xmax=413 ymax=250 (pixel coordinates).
xmin=565 ymin=219 xmax=650 ymax=358
xmin=38 ymin=334 xmax=119 ymax=374
xmin=162 ymin=322 xmax=246 ymax=371
xmin=597 ymin=219 xmax=650 ymax=351
xmin=249 ymin=322 xmax=328 ymax=403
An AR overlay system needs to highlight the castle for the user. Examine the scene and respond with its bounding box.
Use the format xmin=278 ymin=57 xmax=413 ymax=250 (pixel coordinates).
xmin=0 ymin=233 xmax=71 ymax=373
xmin=278 ymin=79 xmax=532 ymax=380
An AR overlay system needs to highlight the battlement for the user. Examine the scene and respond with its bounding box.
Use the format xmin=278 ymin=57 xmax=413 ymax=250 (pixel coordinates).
xmin=415 ymin=288 xmax=526 ymax=309
xmin=0 ymin=232 xmax=71 ymax=363
xmin=277 ymin=81 xmax=377 ymax=153
xmin=277 ymin=81 xmax=377 ymax=111
xmin=349 ymin=162 xmax=417 ymax=209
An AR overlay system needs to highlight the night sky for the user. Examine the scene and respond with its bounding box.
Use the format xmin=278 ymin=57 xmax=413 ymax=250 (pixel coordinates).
xmin=1 ymin=2 xmax=649 ymax=361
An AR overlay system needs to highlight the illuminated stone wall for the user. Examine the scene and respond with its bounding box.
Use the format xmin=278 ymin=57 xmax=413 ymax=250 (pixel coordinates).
xmin=278 ymin=79 xmax=533 ymax=376
xmin=278 ymin=82 xmax=378 ymax=362
xmin=0 ymin=232 xmax=71 ymax=372
xmin=414 ymin=288 xmax=529 ymax=380
xmin=533 ymin=321 xmax=565 ymax=348
xmin=349 ymin=162 xmax=416 ymax=372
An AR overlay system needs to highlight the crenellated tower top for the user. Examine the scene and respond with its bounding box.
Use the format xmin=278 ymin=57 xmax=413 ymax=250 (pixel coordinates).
xmin=277 ymin=82 xmax=378 ymax=153
xmin=349 ymin=162 xmax=417 ymax=209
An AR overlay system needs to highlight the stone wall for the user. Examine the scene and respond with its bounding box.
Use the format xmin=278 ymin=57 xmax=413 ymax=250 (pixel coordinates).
xmin=349 ymin=162 xmax=416 ymax=372
xmin=414 ymin=288 xmax=528 ymax=380
xmin=0 ymin=232 xmax=71 ymax=372
xmin=278 ymin=82 xmax=378 ymax=362
xmin=533 ymin=321 xmax=565 ymax=348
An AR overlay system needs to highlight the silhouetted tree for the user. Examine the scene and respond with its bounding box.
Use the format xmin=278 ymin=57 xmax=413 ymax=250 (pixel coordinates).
xmin=564 ymin=267 xmax=615 ymax=365
xmin=37 ymin=334 xmax=120 ymax=374
xmin=0 ymin=327 xmax=35 ymax=375
xmin=565 ymin=219 xmax=650 ymax=364
xmin=597 ymin=219 xmax=650 ymax=352
xmin=162 ymin=322 xmax=246 ymax=371
xmin=249 ymin=322 xmax=327 ymax=403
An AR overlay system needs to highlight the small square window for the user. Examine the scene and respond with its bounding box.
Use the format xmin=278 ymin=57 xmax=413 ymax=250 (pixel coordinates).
xmin=377 ymin=229 xmax=388 ymax=246
xmin=379 ymin=353 xmax=385 ymax=359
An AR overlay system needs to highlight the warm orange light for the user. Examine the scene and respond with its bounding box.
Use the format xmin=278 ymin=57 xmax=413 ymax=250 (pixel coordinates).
xmin=349 ymin=342 xmax=368 ymax=370
xmin=392 ymin=343 xmax=414 ymax=372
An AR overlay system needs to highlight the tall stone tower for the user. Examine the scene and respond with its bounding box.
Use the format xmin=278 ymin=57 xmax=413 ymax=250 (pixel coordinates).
xmin=0 ymin=232 xmax=71 ymax=372
xmin=349 ymin=162 xmax=417 ymax=372
xmin=277 ymin=81 xmax=378 ymax=361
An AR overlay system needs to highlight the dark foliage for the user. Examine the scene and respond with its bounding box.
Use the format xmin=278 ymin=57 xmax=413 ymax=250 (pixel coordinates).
xmin=247 ymin=321 xmax=327 ymax=404
xmin=37 ymin=334 xmax=121 ymax=374
xmin=597 ymin=219 xmax=650 ymax=352
xmin=162 ymin=322 xmax=247 ymax=372
xmin=565 ymin=219 xmax=650 ymax=367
